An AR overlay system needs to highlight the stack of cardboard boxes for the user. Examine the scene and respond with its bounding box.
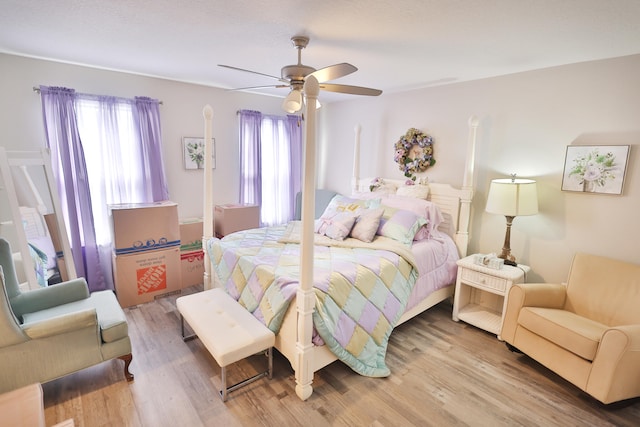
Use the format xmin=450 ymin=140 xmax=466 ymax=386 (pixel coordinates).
xmin=108 ymin=203 xmax=259 ymax=306
xmin=110 ymin=202 xmax=181 ymax=308
xmin=179 ymin=218 xmax=205 ymax=288
xmin=178 ymin=205 xmax=259 ymax=288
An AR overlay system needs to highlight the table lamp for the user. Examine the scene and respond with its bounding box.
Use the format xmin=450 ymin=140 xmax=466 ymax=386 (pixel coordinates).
xmin=485 ymin=176 xmax=538 ymax=266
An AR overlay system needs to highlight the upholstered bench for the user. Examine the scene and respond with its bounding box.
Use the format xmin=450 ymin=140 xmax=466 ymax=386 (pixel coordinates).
xmin=176 ymin=288 xmax=275 ymax=401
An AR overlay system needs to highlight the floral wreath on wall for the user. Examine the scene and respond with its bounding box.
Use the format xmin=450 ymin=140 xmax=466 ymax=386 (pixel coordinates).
xmin=393 ymin=127 xmax=435 ymax=180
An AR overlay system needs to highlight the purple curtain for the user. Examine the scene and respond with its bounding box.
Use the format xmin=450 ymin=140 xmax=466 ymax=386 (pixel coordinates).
xmin=39 ymin=88 xmax=168 ymax=292
xmin=239 ymin=110 xmax=263 ymax=207
xmin=133 ymin=97 xmax=169 ymax=201
xmin=39 ymin=86 xmax=109 ymax=291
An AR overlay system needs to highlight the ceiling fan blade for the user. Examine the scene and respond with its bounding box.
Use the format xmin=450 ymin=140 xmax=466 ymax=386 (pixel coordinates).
xmin=218 ymin=64 xmax=289 ymax=84
xmin=319 ymin=83 xmax=382 ymax=96
xmin=226 ymin=84 xmax=290 ymax=92
xmin=310 ymin=63 xmax=357 ymax=82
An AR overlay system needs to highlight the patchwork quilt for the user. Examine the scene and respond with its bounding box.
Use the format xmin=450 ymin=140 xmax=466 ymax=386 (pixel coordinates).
xmin=207 ymin=222 xmax=418 ymax=377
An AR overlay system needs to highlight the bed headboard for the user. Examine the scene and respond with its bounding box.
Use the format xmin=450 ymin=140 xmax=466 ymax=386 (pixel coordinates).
xmin=293 ymin=189 xmax=339 ymax=220
xmin=352 ymin=117 xmax=478 ymax=258
xmin=354 ymin=178 xmax=473 ymax=257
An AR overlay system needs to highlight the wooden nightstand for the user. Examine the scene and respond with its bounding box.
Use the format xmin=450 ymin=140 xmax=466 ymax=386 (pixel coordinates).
xmin=452 ymin=254 xmax=530 ymax=340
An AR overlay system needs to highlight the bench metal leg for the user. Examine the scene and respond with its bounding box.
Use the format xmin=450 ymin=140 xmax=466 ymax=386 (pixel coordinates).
xmin=219 ymin=347 xmax=273 ymax=402
xmin=180 ymin=315 xmax=197 ymax=341
xmin=221 ymin=366 xmax=228 ymax=402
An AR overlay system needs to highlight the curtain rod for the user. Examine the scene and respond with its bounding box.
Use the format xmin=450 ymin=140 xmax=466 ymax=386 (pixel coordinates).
xmin=33 ymin=86 xmax=163 ymax=105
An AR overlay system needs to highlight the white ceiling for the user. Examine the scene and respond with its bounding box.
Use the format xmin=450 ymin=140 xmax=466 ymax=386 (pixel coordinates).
xmin=2 ymin=0 xmax=640 ymax=104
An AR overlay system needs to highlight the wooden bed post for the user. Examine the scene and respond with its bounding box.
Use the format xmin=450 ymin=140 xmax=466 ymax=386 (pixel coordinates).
xmin=456 ymin=115 xmax=479 ymax=257
xmin=351 ymin=124 xmax=361 ymax=193
xmin=295 ymin=76 xmax=320 ymax=401
xmin=463 ymin=116 xmax=478 ymax=190
xmin=202 ymin=105 xmax=214 ymax=290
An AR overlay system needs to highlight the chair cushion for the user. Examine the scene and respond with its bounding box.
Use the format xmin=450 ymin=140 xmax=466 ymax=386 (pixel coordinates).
xmin=21 ymin=290 xmax=127 ymax=343
xmin=518 ymin=307 xmax=607 ymax=361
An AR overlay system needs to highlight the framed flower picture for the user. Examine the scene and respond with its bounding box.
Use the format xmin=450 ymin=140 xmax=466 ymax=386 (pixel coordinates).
xmin=183 ymin=137 xmax=215 ymax=170
xmin=561 ymin=145 xmax=630 ymax=194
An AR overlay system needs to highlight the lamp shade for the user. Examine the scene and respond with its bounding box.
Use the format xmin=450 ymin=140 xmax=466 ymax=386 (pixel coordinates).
xmin=486 ymin=178 xmax=538 ymax=216
xmin=282 ymin=89 xmax=303 ymax=113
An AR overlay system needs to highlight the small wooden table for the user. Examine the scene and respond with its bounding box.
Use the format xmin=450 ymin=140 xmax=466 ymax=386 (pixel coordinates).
xmin=0 ymin=383 xmax=45 ymax=427
xmin=0 ymin=383 xmax=75 ymax=427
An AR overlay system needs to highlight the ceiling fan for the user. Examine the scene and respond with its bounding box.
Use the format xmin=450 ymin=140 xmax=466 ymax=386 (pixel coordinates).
xmin=219 ymin=36 xmax=382 ymax=113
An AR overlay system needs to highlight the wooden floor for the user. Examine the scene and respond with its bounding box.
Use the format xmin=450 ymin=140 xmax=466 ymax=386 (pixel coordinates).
xmin=43 ymin=285 xmax=640 ymax=427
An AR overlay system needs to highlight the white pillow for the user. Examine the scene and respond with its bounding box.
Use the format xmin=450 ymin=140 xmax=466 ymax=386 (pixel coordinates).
xmin=396 ymin=184 xmax=430 ymax=200
xmin=369 ymin=178 xmax=398 ymax=195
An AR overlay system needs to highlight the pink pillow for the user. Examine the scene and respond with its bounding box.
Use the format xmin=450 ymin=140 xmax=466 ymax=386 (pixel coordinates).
xmin=315 ymin=211 xmax=357 ymax=241
xmin=350 ymin=208 xmax=384 ymax=243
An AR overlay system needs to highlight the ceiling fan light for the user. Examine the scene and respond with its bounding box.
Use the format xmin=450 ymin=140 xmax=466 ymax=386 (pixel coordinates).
xmin=282 ymin=89 xmax=302 ymax=113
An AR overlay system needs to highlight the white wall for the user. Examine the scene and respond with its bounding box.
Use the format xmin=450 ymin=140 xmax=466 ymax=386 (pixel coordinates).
xmin=2 ymin=53 xmax=639 ymax=284
xmin=0 ymin=53 xmax=284 ymax=219
xmin=320 ymin=54 xmax=640 ymax=283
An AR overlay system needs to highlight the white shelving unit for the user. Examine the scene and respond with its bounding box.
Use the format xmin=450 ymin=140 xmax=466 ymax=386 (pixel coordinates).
xmin=452 ymin=254 xmax=530 ymax=340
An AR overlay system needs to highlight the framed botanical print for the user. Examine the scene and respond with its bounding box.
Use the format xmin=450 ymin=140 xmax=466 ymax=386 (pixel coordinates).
xmin=183 ymin=137 xmax=215 ymax=170
xmin=561 ymin=145 xmax=630 ymax=194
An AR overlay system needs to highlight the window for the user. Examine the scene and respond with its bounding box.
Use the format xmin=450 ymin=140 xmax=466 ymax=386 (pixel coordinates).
xmin=76 ymin=98 xmax=143 ymax=244
xmin=39 ymin=86 xmax=167 ymax=291
xmin=239 ymin=111 xmax=302 ymax=226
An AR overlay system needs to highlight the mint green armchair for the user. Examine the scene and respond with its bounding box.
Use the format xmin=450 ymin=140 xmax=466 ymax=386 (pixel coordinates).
xmin=0 ymin=238 xmax=133 ymax=393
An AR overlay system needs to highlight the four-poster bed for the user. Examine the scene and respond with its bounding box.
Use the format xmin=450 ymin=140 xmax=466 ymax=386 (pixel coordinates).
xmin=200 ymin=77 xmax=478 ymax=400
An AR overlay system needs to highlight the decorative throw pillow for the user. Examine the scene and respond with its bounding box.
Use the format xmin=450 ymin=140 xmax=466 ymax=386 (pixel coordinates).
xmin=315 ymin=211 xmax=357 ymax=241
xmin=319 ymin=195 xmax=379 ymax=220
xmin=396 ymin=184 xmax=430 ymax=200
xmin=377 ymin=205 xmax=428 ymax=245
xmin=369 ymin=177 xmax=398 ymax=195
xmin=376 ymin=195 xmax=444 ymax=240
xmin=350 ymin=208 xmax=384 ymax=243
xmin=372 ymin=183 xmax=397 ymax=195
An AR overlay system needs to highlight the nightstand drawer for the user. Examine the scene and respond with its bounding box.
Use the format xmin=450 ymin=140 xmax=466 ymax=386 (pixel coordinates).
xmin=460 ymin=269 xmax=508 ymax=292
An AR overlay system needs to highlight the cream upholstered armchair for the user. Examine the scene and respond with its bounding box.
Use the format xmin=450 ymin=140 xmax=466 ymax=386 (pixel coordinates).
xmin=0 ymin=238 xmax=133 ymax=393
xmin=501 ymin=252 xmax=640 ymax=404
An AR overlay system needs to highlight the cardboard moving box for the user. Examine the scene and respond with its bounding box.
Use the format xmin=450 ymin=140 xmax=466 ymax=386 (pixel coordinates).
xmin=180 ymin=250 xmax=205 ymax=288
xmin=113 ymin=247 xmax=181 ymax=308
xmin=110 ymin=202 xmax=180 ymax=255
xmin=214 ymin=204 xmax=259 ymax=237
xmin=179 ymin=218 xmax=203 ymax=252
xmin=179 ymin=218 xmax=206 ymax=287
